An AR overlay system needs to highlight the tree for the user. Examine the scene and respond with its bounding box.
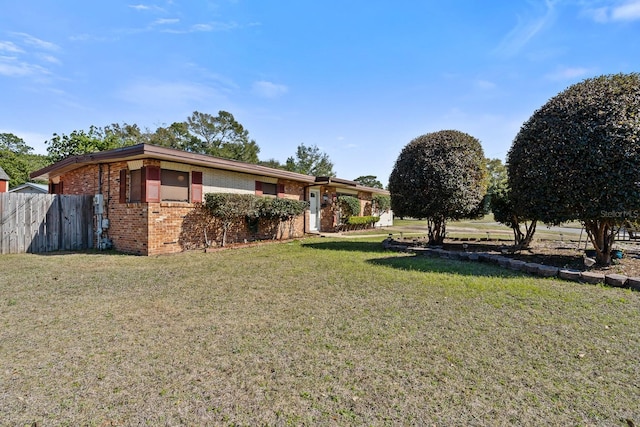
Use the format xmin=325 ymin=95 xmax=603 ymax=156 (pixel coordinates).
xmin=257 ymin=197 xmax=309 ymax=239
xmin=372 ymin=194 xmax=391 ymax=214
xmin=0 ymin=133 xmax=51 ymax=188
xmin=186 ymin=111 xmax=260 ymax=163
xmin=1 ymin=133 xmax=31 ymax=155
xmin=103 ymin=123 xmax=145 ymax=147
xmin=285 ymin=143 xmax=335 ymax=176
xmin=507 ymin=73 xmax=640 ymax=265
xmin=46 ymin=125 xmax=137 ymax=162
xmin=148 ymin=122 xmax=199 ymax=152
xmin=204 ymin=193 xmax=257 ymax=247
xmin=44 ymin=112 xmax=260 ymax=164
xmin=388 ymin=130 xmax=487 ymax=245
xmin=485 ymin=158 xmax=507 ymax=200
xmin=490 ymin=186 xmax=537 ymax=248
xmin=258 ymin=158 xmax=286 ymax=170
xmin=354 ymin=175 xmax=383 ymax=189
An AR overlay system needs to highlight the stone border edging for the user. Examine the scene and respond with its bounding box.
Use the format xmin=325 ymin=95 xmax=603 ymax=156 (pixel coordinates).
xmin=383 ymin=240 xmax=640 ymax=291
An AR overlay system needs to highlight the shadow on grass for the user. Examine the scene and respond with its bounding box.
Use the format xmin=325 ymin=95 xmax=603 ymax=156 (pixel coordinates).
xmin=303 ymin=241 xmax=524 ymax=278
xmin=367 ymin=255 xmax=524 ymax=278
xmin=302 ymin=241 xmax=387 ymax=253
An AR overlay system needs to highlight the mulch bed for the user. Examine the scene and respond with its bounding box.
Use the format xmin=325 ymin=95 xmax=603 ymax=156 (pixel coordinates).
xmin=392 ymin=237 xmax=640 ymax=277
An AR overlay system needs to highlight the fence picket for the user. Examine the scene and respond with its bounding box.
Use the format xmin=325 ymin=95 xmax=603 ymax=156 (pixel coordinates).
xmin=0 ymin=194 xmax=93 ymax=254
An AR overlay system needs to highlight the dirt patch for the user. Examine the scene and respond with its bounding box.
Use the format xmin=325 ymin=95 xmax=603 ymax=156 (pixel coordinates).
xmin=394 ymin=237 xmax=640 ymax=277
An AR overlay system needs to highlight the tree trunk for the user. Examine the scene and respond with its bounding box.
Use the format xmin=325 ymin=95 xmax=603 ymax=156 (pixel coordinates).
xmin=510 ymin=217 xmax=536 ymax=249
xmin=584 ymin=219 xmax=616 ymax=266
xmin=221 ymin=223 xmax=229 ymax=247
xmin=427 ymin=216 xmax=446 ymax=245
xmin=519 ymin=219 xmax=537 ymax=248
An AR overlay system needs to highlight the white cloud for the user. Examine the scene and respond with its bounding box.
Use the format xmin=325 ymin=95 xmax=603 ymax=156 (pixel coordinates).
xmin=117 ymin=80 xmax=227 ymax=109
xmin=129 ymin=4 xmax=151 ymax=11
xmin=475 ymin=79 xmax=497 ymax=90
xmin=128 ymin=3 xmax=166 ymax=13
xmin=0 ymin=33 xmax=60 ymax=78
xmin=160 ymin=21 xmax=240 ymax=34
xmin=584 ymin=6 xmax=610 ymax=22
xmin=195 ymin=21 xmax=239 ymax=32
xmin=545 ymin=66 xmax=591 ymax=81
xmin=191 ymin=23 xmax=213 ymax=32
xmin=612 ymin=0 xmax=640 ymax=20
xmin=0 ymin=55 xmax=49 ymax=77
xmin=38 ymin=54 xmax=61 ymax=65
xmin=494 ymin=0 xmax=558 ymax=56
xmin=0 ymin=41 xmax=23 ymax=53
xmin=11 ymin=32 xmax=60 ymax=51
xmin=68 ymin=33 xmax=113 ymax=42
xmin=583 ymin=0 xmax=640 ymax=22
xmin=153 ymin=18 xmax=179 ymax=25
xmin=252 ymin=81 xmax=288 ymax=98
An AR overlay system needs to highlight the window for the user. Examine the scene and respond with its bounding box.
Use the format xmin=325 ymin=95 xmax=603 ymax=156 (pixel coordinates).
xmin=50 ymin=182 xmax=63 ymax=194
xmin=262 ymin=182 xmax=277 ymax=196
xmin=130 ymin=169 xmax=141 ymax=202
xmin=161 ymin=169 xmax=189 ymax=202
xmin=256 ymin=181 xmax=283 ymax=197
xmin=122 ymin=167 xmax=201 ymax=203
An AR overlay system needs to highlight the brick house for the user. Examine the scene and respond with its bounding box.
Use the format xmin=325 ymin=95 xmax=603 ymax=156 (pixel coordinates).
xmin=31 ymin=144 xmax=391 ymax=255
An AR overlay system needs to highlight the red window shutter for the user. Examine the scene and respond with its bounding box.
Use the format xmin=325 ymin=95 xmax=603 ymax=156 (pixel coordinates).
xmin=191 ymin=171 xmax=203 ymax=203
xmin=119 ymin=169 xmax=127 ymax=203
xmin=277 ymin=183 xmax=285 ymax=198
xmin=255 ymin=181 xmax=263 ymax=196
xmin=142 ymin=166 xmax=161 ymax=202
xmin=58 ymin=181 xmax=63 ymax=194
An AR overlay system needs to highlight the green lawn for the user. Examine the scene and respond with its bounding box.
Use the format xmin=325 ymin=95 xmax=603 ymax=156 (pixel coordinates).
xmin=1 ymin=238 xmax=639 ymax=425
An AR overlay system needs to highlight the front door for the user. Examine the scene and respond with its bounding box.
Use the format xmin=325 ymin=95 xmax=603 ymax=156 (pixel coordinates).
xmin=309 ymin=189 xmax=320 ymax=232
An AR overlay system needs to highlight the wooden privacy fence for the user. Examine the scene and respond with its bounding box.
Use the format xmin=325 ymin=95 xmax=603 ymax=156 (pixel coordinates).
xmin=0 ymin=194 xmax=93 ymax=254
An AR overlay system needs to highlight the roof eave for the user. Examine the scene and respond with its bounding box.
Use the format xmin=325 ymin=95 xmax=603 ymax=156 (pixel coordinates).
xmin=30 ymin=144 xmax=318 ymax=183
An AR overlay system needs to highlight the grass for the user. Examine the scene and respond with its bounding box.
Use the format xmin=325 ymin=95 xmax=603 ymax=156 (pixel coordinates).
xmin=1 ymin=238 xmax=639 ymax=425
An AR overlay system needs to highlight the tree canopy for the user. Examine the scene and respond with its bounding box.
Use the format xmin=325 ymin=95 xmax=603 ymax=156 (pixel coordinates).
xmin=1 ymin=132 xmax=32 ymax=155
xmin=46 ymin=125 xmax=140 ymax=162
xmin=389 ymin=130 xmax=487 ymax=244
xmin=490 ymin=185 xmax=537 ymax=248
xmin=354 ymin=175 xmax=383 ymax=189
xmin=40 ymin=113 xmax=361 ymax=179
xmin=45 ymin=111 xmax=260 ymax=164
xmin=184 ymin=111 xmax=260 ymax=163
xmin=284 ymin=143 xmax=335 ymax=177
xmin=0 ymin=133 xmax=51 ymax=188
xmin=508 ymin=72 xmax=640 ymax=264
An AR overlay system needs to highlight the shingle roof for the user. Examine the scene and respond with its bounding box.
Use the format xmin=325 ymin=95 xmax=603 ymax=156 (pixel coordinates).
xmin=30 ymin=143 xmax=390 ymax=195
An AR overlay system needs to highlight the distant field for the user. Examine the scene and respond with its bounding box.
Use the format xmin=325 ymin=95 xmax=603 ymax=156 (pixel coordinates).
xmin=363 ymin=216 xmax=587 ymax=243
xmin=1 ymin=238 xmax=639 ymax=425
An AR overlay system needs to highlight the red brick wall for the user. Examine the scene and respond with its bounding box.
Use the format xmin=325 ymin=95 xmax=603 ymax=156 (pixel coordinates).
xmin=319 ymin=186 xmax=338 ymax=232
xmin=59 ymin=164 xmax=100 ymax=195
xmin=358 ymin=191 xmax=372 ymax=216
xmin=147 ymin=203 xmax=195 ymax=255
xmin=55 ymin=161 xmax=308 ymax=255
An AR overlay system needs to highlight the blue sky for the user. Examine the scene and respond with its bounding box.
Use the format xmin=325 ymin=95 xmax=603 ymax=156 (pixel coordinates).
xmin=1 ymin=1 xmax=640 ymax=184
